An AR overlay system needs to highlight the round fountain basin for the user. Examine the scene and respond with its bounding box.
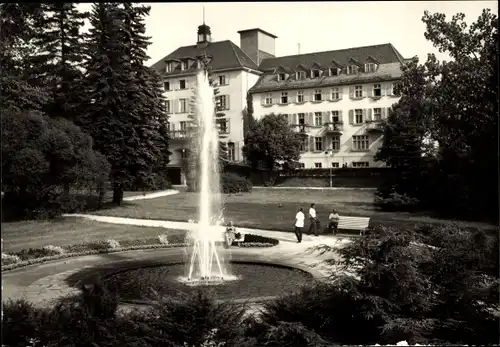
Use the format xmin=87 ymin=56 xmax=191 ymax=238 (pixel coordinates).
xmin=102 ymin=262 xmax=313 ymax=302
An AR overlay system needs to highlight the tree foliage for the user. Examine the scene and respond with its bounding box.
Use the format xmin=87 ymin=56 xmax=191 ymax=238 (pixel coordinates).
xmin=375 ymin=8 xmax=498 ymax=221
xmin=242 ymin=113 xmax=301 ymax=176
xmin=79 ymin=3 xmax=170 ymax=203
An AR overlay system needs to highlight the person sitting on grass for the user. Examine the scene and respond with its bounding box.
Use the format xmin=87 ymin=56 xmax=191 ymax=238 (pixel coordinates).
xmin=328 ymin=209 xmax=340 ymax=235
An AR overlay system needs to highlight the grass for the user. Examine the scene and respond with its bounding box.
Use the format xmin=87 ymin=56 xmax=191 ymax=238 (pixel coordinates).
xmin=1 ymin=218 xmax=183 ymax=253
xmin=92 ymin=189 xmax=497 ymax=232
xmin=102 ymin=263 xmax=312 ymax=301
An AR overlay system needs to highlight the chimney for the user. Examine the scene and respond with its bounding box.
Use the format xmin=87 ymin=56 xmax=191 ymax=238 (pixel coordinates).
xmin=237 ymin=28 xmax=277 ymax=66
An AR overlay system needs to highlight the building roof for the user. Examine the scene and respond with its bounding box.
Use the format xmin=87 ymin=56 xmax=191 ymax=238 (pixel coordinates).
xmin=259 ymin=43 xmax=405 ymax=71
xmin=150 ymin=40 xmax=260 ymax=75
xmin=237 ymin=28 xmax=278 ymax=39
xmin=249 ymin=43 xmax=407 ymax=93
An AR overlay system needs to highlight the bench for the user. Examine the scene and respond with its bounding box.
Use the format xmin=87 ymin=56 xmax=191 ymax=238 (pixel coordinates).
xmin=336 ymin=216 xmax=371 ymax=235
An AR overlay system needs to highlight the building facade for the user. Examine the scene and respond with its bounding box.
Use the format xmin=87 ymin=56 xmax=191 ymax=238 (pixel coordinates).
xmin=150 ymin=24 xmax=264 ymax=184
xmin=249 ymin=43 xmax=409 ymax=169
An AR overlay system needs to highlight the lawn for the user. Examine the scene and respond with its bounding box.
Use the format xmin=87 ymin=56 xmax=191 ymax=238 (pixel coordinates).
xmin=93 ymin=189 xmax=497 ymax=232
xmin=1 ymin=218 xmax=183 ymax=253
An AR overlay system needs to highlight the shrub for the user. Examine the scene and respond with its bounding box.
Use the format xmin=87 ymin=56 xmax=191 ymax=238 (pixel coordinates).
xmin=374 ymin=190 xmax=420 ymax=211
xmin=158 ymin=234 xmax=169 ymax=245
xmin=221 ymin=173 xmax=252 ymax=194
xmin=2 ymin=299 xmax=47 ymax=347
xmin=42 ymin=245 xmax=65 ymax=255
xmin=105 ymin=239 xmax=120 ymax=249
xmin=243 ymin=234 xmax=279 ymax=246
xmin=2 ymin=252 xmax=21 ymax=265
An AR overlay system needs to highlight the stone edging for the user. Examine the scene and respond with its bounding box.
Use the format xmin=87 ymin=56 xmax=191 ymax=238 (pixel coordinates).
xmin=2 ymin=241 xmax=279 ymax=272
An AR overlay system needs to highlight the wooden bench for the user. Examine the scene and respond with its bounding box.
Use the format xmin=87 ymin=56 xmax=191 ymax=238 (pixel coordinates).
xmin=336 ymin=216 xmax=371 ymax=235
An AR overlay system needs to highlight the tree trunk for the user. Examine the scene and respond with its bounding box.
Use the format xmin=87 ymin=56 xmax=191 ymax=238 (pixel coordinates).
xmin=112 ymin=183 xmax=123 ymax=205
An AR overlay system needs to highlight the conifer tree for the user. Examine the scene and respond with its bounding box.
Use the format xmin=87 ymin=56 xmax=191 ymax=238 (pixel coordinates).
xmin=27 ymin=3 xmax=88 ymax=121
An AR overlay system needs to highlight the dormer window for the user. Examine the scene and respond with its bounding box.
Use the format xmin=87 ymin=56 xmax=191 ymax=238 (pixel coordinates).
xmin=278 ymin=73 xmax=286 ymax=81
xmin=312 ymin=69 xmax=321 ymax=78
xmin=296 ymin=71 xmax=306 ymax=80
xmin=347 ymin=65 xmax=359 ymax=75
xmin=365 ymin=63 xmax=376 ymax=72
xmin=329 ymin=68 xmax=339 ymax=76
xmin=181 ymin=60 xmax=188 ymax=71
xmin=166 ymin=62 xmax=174 ymax=73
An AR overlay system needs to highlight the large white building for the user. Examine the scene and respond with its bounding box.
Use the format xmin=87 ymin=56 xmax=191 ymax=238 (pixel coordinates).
xmin=248 ymin=39 xmax=409 ymax=169
xmin=152 ymin=23 xmax=410 ymax=182
xmin=151 ymin=24 xmax=265 ymax=184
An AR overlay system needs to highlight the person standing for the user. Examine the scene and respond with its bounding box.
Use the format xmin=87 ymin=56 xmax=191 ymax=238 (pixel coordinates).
xmin=294 ymin=207 xmax=305 ymax=243
xmin=308 ymin=203 xmax=319 ymax=236
xmin=328 ymin=209 xmax=340 ymax=235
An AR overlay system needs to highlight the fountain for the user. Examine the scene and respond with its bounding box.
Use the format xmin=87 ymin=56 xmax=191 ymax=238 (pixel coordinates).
xmin=184 ymin=61 xmax=230 ymax=283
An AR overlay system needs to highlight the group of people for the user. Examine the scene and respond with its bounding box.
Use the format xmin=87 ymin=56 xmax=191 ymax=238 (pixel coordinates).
xmin=294 ymin=203 xmax=340 ymax=243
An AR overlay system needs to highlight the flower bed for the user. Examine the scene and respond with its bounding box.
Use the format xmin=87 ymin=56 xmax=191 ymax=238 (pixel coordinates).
xmin=1 ymin=232 xmax=279 ymax=271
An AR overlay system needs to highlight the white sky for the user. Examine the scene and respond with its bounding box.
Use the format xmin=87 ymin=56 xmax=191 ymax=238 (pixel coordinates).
xmin=77 ymin=1 xmax=497 ymax=66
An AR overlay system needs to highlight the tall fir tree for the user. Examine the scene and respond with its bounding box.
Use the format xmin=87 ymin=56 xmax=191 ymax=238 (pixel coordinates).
xmin=27 ymin=3 xmax=88 ymax=121
xmin=80 ymin=3 xmax=169 ymax=203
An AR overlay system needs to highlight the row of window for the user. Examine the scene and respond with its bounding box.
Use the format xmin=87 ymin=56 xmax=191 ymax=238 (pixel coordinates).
xmin=262 ymin=83 xmax=397 ymax=106
xmin=276 ymin=61 xmax=380 ymax=82
xmin=302 ymin=161 xmax=370 ymax=169
xmin=300 ymin=134 xmax=370 ymax=152
xmin=163 ymin=75 xmax=229 ymax=92
xmin=285 ymin=108 xmax=388 ymax=127
xmin=164 ymin=95 xmax=230 ymax=114
xmin=167 ymin=119 xmax=230 ymax=134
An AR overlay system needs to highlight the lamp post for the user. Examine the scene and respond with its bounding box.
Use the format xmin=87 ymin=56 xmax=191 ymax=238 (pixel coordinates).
xmin=325 ymin=151 xmax=333 ymax=188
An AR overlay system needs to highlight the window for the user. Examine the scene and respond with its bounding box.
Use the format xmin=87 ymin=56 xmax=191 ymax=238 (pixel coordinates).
xmin=218 ymin=119 xmax=228 ymax=134
xmin=299 ymin=162 xmax=305 ymax=169
xmin=348 ymin=65 xmax=359 ymax=74
xmin=314 ymin=162 xmax=322 ymax=168
xmin=353 ymin=161 xmax=369 ymax=168
xmin=181 ymin=60 xmax=188 ymax=70
xmin=165 ymin=100 xmax=171 ymax=114
xmin=314 ymin=89 xmax=322 ymax=101
xmin=365 ymin=63 xmax=375 ymax=72
xmin=179 ymin=79 xmax=186 ymax=89
xmin=163 ymin=82 xmax=170 ymax=91
xmin=227 ymin=142 xmax=235 ymax=161
xmin=329 ymin=68 xmax=339 ymax=76
xmin=314 ymin=112 xmax=323 ymax=126
xmin=354 ymin=109 xmax=363 ymax=124
xmin=331 ymin=110 xmax=340 ymax=123
xmin=297 ymin=71 xmax=306 ymax=79
xmin=314 ymin=137 xmax=323 ymax=151
xmin=373 ymin=108 xmax=382 ymax=121
xmin=180 ymin=149 xmax=189 ymax=159
xmin=296 ymin=90 xmax=304 ymax=103
xmin=281 ymin=92 xmax=288 ymax=104
xmin=219 ymin=75 xmax=227 ymax=85
xmin=332 ymin=162 xmax=340 ymax=168
xmin=373 ymin=84 xmax=381 ymax=97
xmin=217 ymin=95 xmax=228 ymax=110
xmin=166 ymin=62 xmax=173 ymax=72
xmin=332 ymin=135 xmax=340 ymax=151
xmin=331 ymin=87 xmax=340 ymax=100
xmin=298 ymin=113 xmax=305 ymax=125
xmin=180 ymin=121 xmax=187 ymax=132
xmin=312 ymin=69 xmax=321 ymax=78
xmin=265 ymin=94 xmax=272 ymax=105
xmin=278 ymin=73 xmax=286 ymax=81
xmin=299 ymin=138 xmax=307 ymax=152
xmin=179 ymin=98 xmax=187 ymax=113
xmin=353 ymin=135 xmax=369 ymax=151
xmin=354 ymin=85 xmax=363 ymax=98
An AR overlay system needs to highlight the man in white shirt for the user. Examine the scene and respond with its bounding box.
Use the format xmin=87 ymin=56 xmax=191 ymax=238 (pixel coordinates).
xmin=294 ymin=207 xmax=305 ymax=243
xmin=308 ymin=203 xmax=319 ymax=236
xmin=328 ymin=209 xmax=340 ymax=235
